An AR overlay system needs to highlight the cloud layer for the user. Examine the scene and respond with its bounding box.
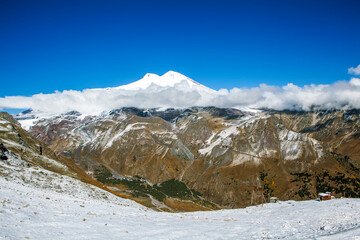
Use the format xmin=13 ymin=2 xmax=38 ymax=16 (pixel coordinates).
xmin=348 ymin=64 xmax=360 ymax=75
xmin=1 ymin=74 xmax=360 ymax=115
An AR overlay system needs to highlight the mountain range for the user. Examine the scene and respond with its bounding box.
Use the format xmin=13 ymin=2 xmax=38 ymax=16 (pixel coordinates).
xmin=10 ymin=71 xmax=360 ymax=209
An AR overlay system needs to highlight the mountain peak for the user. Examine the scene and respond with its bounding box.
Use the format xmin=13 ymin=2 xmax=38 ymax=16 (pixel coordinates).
xmin=119 ymin=71 xmax=209 ymax=91
xmin=162 ymin=70 xmax=186 ymax=79
xmin=143 ymin=73 xmax=159 ymax=78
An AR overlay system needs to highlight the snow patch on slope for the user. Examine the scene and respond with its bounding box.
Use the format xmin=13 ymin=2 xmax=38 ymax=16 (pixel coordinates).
xmin=279 ymin=129 xmax=323 ymax=161
xmin=278 ymin=129 xmax=305 ymax=160
xmin=18 ymin=119 xmax=37 ymax=130
xmin=199 ymin=126 xmax=238 ymax=155
xmin=104 ymin=123 xmax=148 ymax=149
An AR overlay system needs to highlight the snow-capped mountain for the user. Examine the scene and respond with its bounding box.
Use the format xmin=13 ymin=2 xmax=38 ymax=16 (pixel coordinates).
xmin=0 ymin=111 xmax=218 ymax=212
xmin=118 ymin=71 xmax=215 ymax=92
xmin=2 ymin=71 xmax=222 ymax=115
xmin=2 ymin=73 xmax=360 ymax=238
xmin=2 ymin=70 xmax=360 ymax=116
xmin=4 ymin=71 xmax=360 ymax=209
xmin=2 ymin=111 xmax=360 ymax=239
xmin=18 ymin=107 xmax=360 ymax=208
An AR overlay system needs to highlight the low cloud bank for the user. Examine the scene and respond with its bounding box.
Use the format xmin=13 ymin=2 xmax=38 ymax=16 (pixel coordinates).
xmin=1 ymin=75 xmax=360 ymax=115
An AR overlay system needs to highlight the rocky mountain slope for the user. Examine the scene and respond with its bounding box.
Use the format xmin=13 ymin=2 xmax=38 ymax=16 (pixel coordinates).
xmin=0 ymin=112 xmax=136 ymax=198
xmin=2 ymin=111 xmax=360 ymax=237
xmin=19 ymin=107 xmax=360 ymax=208
xmin=0 ymin=112 xmax=218 ymax=211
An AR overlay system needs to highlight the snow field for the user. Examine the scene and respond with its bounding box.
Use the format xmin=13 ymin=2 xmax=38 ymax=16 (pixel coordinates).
xmin=1 ymin=166 xmax=360 ymax=239
xmin=1 ymin=130 xmax=360 ymax=239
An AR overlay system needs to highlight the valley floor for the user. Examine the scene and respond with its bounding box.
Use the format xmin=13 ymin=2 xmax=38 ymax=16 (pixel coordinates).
xmin=1 ymin=158 xmax=360 ymax=239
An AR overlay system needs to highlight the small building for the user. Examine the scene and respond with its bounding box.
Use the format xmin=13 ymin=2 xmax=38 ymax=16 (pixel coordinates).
xmin=318 ymin=192 xmax=332 ymax=201
xmin=270 ymin=197 xmax=279 ymax=203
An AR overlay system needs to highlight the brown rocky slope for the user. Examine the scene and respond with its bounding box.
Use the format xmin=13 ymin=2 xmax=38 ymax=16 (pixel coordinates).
xmin=22 ymin=107 xmax=360 ymax=208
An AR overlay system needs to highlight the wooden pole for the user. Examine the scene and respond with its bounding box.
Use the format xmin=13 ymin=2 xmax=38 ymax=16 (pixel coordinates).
xmin=251 ymin=188 xmax=254 ymax=206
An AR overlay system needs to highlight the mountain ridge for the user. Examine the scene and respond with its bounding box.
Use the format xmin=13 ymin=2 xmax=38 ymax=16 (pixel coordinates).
xmin=20 ymin=106 xmax=360 ymax=208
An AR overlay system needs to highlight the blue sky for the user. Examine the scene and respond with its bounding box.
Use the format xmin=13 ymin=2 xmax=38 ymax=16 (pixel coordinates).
xmin=1 ymin=0 xmax=360 ymax=99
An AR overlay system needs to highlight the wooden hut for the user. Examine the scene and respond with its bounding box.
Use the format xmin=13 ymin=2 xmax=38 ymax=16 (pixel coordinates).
xmin=318 ymin=192 xmax=332 ymax=201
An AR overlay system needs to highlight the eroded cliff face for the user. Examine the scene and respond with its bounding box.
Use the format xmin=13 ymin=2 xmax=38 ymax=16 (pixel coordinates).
xmin=25 ymin=107 xmax=360 ymax=208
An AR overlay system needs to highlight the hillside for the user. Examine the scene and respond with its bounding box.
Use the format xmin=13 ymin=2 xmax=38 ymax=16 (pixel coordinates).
xmin=1 ymin=157 xmax=360 ymax=239
xmin=0 ymin=112 xmax=218 ymax=211
xmin=18 ymin=107 xmax=360 ymax=208
xmin=5 ymin=111 xmax=360 ymax=239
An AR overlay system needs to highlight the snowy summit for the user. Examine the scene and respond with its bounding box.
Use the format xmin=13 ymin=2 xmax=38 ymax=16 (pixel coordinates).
xmin=1 ymin=68 xmax=360 ymax=115
xmin=119 ymin=71 xmax=206 ymax=90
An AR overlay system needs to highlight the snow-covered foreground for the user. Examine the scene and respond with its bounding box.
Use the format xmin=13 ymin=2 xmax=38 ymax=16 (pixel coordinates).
xmin=1 ymin=158 xmax=360 ymax=239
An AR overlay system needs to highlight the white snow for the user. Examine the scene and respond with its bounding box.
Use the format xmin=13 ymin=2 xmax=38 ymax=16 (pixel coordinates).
xmin=103 ymin=123 xmax=147 ymax=149
xmin=278 ymin=129 xmax=304 ymax=160
xmin=1 ymin=138 xmax=25 ymax=149
xmin=1 ymin=152 xmax=360 ymax=239
xmin=205 ymin=132 xmax=216 ymax=145
xmin=318 ymin=227 xmax=360 ymax=240
xmin=119 ymin=71 xmax=211 ymax=91
xmin=0 ymin=119 xmax=13 ymax=131
xmin=2 ymin=176 xmax=360 ymax=239
xmin=18 ymin=119 xmax=37 ymax=130
xmin=0 ymin=125 xmax=9 ymax=131
xmin=15 ymin=110 xmax=62 ymax=130
xmin=238 ymin=107 xmax=263 ymax=113
xmin=199 ymin=126 xmax=238 ymax=155
xmin=232 ymin=153 xmax=262 ymax=166
xmin=278 ymin=129 xmax=323 ymax=161
xmin=310 ymin=138 xmax=324 ymax=161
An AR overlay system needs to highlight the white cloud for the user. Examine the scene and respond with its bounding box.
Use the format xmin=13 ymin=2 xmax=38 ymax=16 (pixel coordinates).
xmin=350 ymin=77 xmax=360 ymax=86
xmin=1 ymin=73 xmax=360 ymax=115
xmin=348 ymin=64 xmax=360 ymax=75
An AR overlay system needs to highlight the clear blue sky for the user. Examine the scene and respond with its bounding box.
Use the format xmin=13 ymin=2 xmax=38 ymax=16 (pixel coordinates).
xmin=1 ymin=0 xmax=360 ymax=98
